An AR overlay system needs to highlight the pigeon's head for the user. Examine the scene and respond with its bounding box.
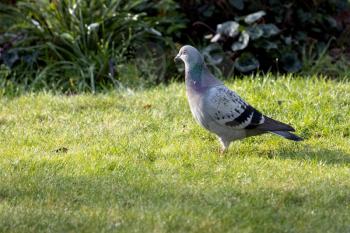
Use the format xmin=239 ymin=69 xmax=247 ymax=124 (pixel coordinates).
xmin=174 ymin=45 xmax=204 ymax=67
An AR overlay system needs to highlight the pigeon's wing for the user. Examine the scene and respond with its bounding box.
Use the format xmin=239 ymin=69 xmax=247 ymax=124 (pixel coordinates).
xmin=204 ymin=85 xmax=294 ymax=131
xmin=204 ymin=86 xmax=264 ymax=129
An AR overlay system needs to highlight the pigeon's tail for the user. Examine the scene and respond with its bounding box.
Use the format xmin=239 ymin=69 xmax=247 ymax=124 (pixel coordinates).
xmin=270 ymin=131 xmax=303 ymax=141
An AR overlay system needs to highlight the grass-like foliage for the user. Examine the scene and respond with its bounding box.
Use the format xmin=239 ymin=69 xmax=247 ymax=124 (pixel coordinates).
xmin=0 ymin=76 xmax=349 ymax=232
xmin=0 ymin=0 xmax=183 ymax=92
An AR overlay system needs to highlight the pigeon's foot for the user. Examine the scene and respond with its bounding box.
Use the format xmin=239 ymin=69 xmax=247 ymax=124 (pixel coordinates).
xmin=218 ymin=137 xmax=230 ymax=154
xmin=219 ymin=147 xmax=226 ymax=154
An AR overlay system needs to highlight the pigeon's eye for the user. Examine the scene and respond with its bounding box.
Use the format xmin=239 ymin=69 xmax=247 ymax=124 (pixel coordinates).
xmin=182 ymin=51 xmax=187 ymax=55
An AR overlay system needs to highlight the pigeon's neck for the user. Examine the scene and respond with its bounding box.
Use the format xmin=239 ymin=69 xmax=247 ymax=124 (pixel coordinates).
xmin=185 ymin=62 xmax=221 ymax=91
xmin=186 ymin=62 xmax=202 ymax=82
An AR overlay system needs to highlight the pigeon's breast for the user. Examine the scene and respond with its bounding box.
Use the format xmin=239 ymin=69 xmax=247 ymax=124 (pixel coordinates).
xmin=186 ymin=88 xmax=211 ymax=130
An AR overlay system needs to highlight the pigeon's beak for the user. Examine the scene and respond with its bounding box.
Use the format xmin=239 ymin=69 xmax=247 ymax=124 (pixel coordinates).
xmin=174 ymin=54 xmax=181 ymax=63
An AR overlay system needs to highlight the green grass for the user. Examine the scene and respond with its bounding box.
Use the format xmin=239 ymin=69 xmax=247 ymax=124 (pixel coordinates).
xmin=0 ymin=76 xmax=349 ymax=233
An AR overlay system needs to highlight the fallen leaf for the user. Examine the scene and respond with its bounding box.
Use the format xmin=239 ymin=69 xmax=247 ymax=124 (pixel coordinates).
xmin=53 ymin=147 xmax=68 ymax=153
xmin=143 ymin=104 xmax=152 ymax=109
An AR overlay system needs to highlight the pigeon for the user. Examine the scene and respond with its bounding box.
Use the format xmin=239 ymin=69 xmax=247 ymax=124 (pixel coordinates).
xmin=174 ymin=45 xmax=303 ymax=152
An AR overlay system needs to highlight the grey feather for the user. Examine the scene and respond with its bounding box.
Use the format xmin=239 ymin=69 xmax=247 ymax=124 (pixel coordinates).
xmin=270 ymin=131 xmax=303 ymax=141
xmin=255 ymin=116 xmax=295 ymax=132
xmin=175 ymin=45 xmax=303 ymax=152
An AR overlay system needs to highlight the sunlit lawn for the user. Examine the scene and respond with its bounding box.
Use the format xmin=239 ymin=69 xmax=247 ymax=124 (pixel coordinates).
xmin=0 ymin=76 xmax=349 ymax=233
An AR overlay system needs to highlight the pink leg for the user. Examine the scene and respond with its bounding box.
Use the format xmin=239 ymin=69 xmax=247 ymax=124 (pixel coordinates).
xmin=218 ymin=137 xmax=230 ymax=154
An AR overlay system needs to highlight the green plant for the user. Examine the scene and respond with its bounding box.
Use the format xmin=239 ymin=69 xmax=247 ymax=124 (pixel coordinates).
xmin=301 ymin=41 xmax=350 ymax=78
xmin=177 ymin=0 xmax=350 ymax=75
xmin=0 ymin=0 xmax=186 ymax=92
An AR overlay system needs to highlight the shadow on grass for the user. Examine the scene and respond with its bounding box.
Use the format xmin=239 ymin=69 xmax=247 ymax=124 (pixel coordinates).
xmin=261 ymin=143 xmax=350 ymax=166
xmin=1 ymin=165 xmax=350 ymax=233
